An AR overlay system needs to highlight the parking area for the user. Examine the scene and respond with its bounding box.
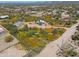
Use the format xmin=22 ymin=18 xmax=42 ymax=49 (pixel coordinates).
xmin=0 ymin=34 xmax=19 ymax=52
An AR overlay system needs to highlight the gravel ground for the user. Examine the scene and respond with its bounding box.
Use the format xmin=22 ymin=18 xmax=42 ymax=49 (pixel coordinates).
xmin=0 ymin=44 xmax=28 ymax=57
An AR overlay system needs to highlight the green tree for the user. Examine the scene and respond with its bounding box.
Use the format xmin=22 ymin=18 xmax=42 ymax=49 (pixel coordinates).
xmin=16 ymin=31 xmax=27 ymax=40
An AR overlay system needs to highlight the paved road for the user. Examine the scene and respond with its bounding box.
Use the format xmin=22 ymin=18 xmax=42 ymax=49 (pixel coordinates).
xmin=36 ymin=20 xmax=79 ymax=57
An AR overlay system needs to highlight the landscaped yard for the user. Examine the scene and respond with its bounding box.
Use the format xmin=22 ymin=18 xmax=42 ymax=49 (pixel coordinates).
xmin=2 ymin=22 xmax=66 ymax=56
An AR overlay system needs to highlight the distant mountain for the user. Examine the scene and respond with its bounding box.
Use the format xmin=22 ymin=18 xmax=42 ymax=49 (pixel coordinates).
xmin=0 ymin=1 xmax=79 ymax=7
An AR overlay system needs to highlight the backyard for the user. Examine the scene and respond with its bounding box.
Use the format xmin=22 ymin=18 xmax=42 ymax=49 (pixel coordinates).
xmin=2 ymin=22 xmax=66 ymax=56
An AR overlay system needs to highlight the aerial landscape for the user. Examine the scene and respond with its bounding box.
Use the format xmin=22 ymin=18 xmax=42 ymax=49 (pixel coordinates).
xmin=0 ymin=1 xmax=79 ymax=57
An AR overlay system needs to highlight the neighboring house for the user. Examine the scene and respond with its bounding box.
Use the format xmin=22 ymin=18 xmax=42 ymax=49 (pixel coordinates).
xmin=0 ymin=15 xmax=9 ymax=19
xmin=14 ymin=21 xmax=22 ymax=27
xmin=61 ymin=11 xmax=70 ymax=20
xmin=13 ymin=21 xmax=25 ymax=29
xmin=13 ymin=20 xmax=24 ymax=27
xmin=52 ymin=9 xmax=58 ymax=15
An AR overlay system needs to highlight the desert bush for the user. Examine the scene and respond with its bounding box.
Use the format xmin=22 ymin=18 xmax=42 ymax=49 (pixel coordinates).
xmin=5 ymin=36 xmax=14 ymax=42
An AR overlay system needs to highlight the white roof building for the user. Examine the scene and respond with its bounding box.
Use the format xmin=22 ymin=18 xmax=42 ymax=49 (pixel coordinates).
xmin=35 ymin=20 xmax=45 ymax=25
xmin=0 ymin=15 xmax=9 ymax=19
xmin=14 ymin=21 xmax=22 ymax=27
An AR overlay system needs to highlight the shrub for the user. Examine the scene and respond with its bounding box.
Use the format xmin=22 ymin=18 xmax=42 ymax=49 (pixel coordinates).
xmin=72 ymin=32 xmax=79 ymax=41
xmin=5 ymin=36 xmax=14 ymax=42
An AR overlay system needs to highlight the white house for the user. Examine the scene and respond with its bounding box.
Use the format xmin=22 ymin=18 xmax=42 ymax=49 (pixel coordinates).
xmin=0 ymin=15 xmax=9 ymax=19
xmin=14 ymin=21 xmax=22 ymax=27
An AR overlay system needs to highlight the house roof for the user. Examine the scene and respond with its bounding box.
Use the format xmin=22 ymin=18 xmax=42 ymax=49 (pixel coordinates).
xmin=0 ymin=15 xmax=9 ymax=19
xmin=0 ymin=28 xmax=4 ymax=33
xmin=14 ymin=21 xmax=22 ymax=27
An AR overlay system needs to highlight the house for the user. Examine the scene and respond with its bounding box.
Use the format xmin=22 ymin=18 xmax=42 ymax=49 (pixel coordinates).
xmin=35 ymin=20 xmax=45 ymax=25
xmin=29 ymin=11 xmax=43 ymax=17
xmin=14 ymin=21 xmax=23 ymax=27
xmin=0 ymin=15 xmax=9 ymax=19
xmin=13 ymin=20 xmax=26 ymax=29
xmin=26 ymin=19 xmax=52 ymax=29
xmin=61 ymin=11 xmax=70 ymax=20
xmin=52 ymin=9 xmax=58 ymax=15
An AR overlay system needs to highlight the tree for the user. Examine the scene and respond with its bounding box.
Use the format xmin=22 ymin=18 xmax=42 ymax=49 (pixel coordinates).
xmin=16 ymin=31 xmax=27 ymax=40
xmin=57 ymin=43 xmax=78 ymax=57
xmin=2 ymin=23 xmax=18 ymax=35
xmin=19 ymin=25 xmax=28 ymax=31
xmin=51 ymin=28 xmax=58 ymax=34
xmin=72 ymin=32 xmax=79 ymax=41
xmin=76 ymin=25 xmax=79 ymax=31
xmin=63 ymin=49 xmax=77 ymax=57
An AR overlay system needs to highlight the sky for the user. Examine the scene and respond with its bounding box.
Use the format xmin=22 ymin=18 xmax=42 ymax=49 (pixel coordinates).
xmin=0 ymin=0 xmax=78 ymax=1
